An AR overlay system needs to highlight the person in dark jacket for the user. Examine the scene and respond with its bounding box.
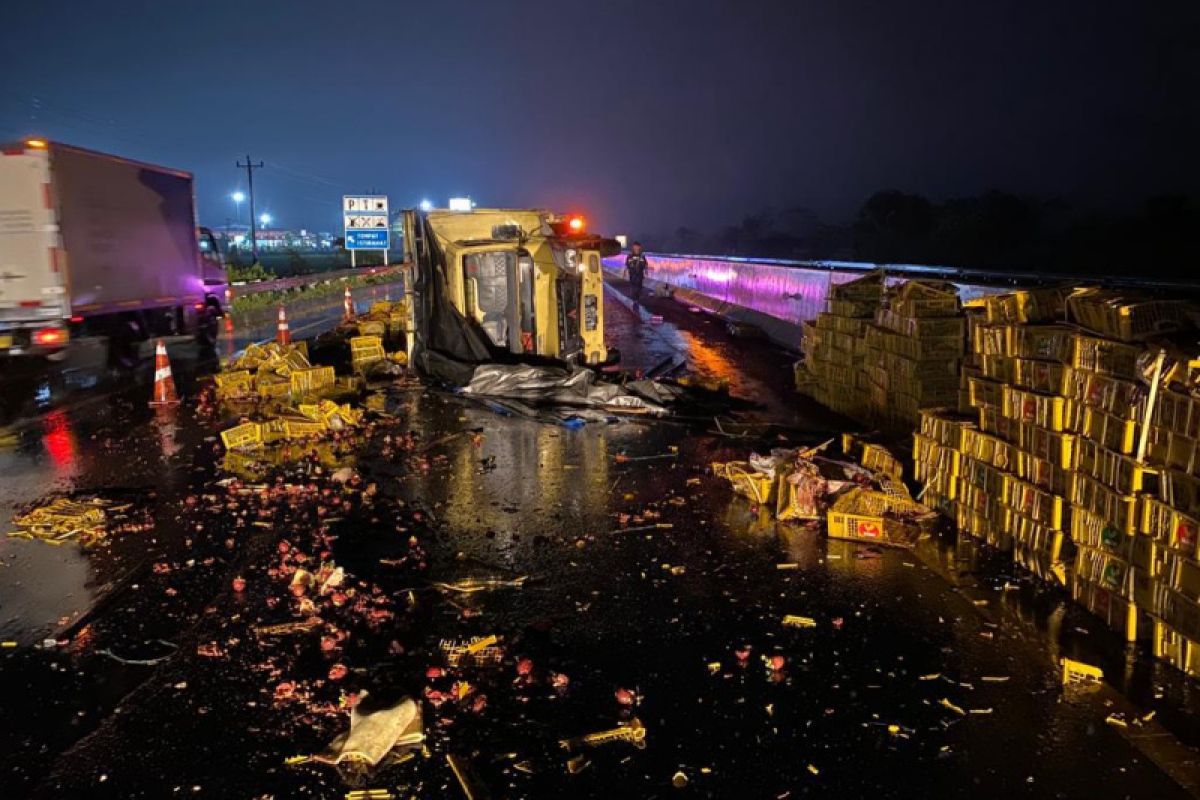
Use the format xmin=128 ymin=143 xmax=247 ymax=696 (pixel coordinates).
xmin=625 ymin=242 xmax=649 ymax=303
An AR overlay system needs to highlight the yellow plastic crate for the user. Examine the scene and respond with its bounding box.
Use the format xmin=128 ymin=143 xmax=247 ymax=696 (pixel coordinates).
xmin=968 ymin=376 xmax=1006 ymax=410
xmin=1064 ymin=368 xmax=1145 ymax=421
xmin=1075 ymin=406 xmax=1136 ymax=454
xmin=1071 ymin=333 xmax=1143 ymax=379
xmin=256 ymin=376 xmax=291 ymax=398
xmin=1008 ymin=509 xmax=1064 ymax=561
xmin=214 ymin=369 xmax=253 ymax=391
xmin=859 ymin=442 xmax=903 ymax=479
xmin=1003 ymin=385 xmax=1068 ymax=431
xmin=1003 ymin=474 xmax=1064 ymax=529
xmin=1072 ymin=504 xmax=1134 ymax=560
xmin=1161 ymin=470 xmax=1200 ymax=518
xmin=1014 ymin=422 xmax=1074 ymax=469
xmin=712 ymin=461 xmax=776 ymax=506
xmin=1155 ymin=389 xmax=1200 ymax=438
xmin=289 ymin=366 xmax=336 ymax=396
xmin=1070 ymin=472 xmax=1138 ymax=534
xmin=960 ymin=428 xmax=1016 ymax=471
xmin=1015 ymin=449 xmax=1070 ymax=496
xmin=1066 ymin=288 xmax=1192 ymax=342
xmin=350 ymin=335 xmax=386 ymax=370
xmin=1073 ymin=437 xmax=1154 ymax=495
xmin=220 ymin=422 xmax=263 ymax=451
xmin=1166 ymin=552 xmax=1200 ymax=605
xmin=1072 ymin=574 xmax=1138 ymax=641
xmin=357 ymin=320 xmax=386 ymax=337
xmin=281 ymin=418 xmax=327 ymax=440
xmin=826 ymin=488 xmax=932 ymax=547
xmin=1140 ymin=495 xmax=1200 ymax=557
xmin=1008 ymin=324 xmax=1074 ymax=362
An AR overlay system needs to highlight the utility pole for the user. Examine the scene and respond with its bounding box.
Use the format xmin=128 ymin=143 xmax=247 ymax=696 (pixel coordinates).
xmin=236 ymin=155 xmax=264 ymax=262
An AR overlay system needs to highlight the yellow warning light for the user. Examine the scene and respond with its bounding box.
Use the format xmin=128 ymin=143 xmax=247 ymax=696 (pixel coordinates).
xmin=25 ymin=139 xmax=48 ymax=149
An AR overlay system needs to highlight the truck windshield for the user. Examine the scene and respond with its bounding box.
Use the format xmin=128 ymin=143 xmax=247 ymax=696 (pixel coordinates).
xmin=464 ymin=251 xmax=514 ymax=348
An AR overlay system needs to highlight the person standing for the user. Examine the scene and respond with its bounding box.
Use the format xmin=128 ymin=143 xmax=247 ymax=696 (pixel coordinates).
xmin=625 ymin=242 xmax=649 ymax=303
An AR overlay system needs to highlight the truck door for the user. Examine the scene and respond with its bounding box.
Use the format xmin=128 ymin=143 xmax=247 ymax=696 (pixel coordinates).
xmin=0 ymin=145 xmax=65 ymax=330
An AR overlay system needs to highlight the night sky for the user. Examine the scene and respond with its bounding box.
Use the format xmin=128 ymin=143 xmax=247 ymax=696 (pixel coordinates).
xmin=3 ymin=0 xmax=1197 ymax=238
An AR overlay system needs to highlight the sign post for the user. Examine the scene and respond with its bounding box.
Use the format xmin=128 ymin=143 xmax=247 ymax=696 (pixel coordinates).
xmin=343 ymin=195 xmax=390 ymax=267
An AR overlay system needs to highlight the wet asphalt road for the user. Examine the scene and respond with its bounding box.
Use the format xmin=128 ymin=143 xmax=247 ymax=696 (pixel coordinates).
xmin=0 ymin=279 xmax=1199 ymax=798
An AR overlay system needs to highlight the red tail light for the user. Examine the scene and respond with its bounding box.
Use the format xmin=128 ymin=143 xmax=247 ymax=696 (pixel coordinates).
xmin=194 ymin=302 xmax=206 ymax=310
xmin=33 ymin=327 xmax=68 ymax=347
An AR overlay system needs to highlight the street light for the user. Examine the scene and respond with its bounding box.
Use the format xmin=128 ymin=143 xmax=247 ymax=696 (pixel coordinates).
xmin=419 ymin=199 xmax=433 ymax=212
xmin=260 ymin=213 xmax=272 ymax=227
xmin=230 ymin=191 xmax=245 ymax=233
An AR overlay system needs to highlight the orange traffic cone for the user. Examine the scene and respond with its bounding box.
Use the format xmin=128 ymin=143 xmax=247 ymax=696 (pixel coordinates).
xmin=343 ymin=286 xmax=354 ymax=321
xmin=276 ymin=305 xmax=291 ymax=345
xmin=149 ymin=339 xmax=180 ymax=406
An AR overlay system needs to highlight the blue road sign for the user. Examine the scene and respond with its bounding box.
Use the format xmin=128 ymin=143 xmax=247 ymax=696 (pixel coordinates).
xmin=346 ymin=229 xmax=390 ymax=250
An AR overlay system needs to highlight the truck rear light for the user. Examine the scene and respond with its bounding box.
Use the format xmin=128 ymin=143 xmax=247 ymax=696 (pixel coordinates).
xmin=69 ymin=315 xmax=84 ymax=323
xmin=19 ymin=300 xmax=41 ymax=308
xmin=33 ymin=327 xmax=68 ymax=347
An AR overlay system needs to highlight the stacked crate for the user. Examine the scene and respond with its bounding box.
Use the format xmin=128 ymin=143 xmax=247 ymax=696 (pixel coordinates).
xmin=913 ymin=408 xmax=976 ymax=520
xmin=958 ymin=298 xmax=1076 ymax=582
xmin=862 ymin=281 xmax=965 ymax=429
xmin=1061 ymin=329 xmax=1150 ymax=643
xmin=797 ymin=272 xmax=883 ymax=420
xmin=1068 ymin=289 xmax=1200 ymax=671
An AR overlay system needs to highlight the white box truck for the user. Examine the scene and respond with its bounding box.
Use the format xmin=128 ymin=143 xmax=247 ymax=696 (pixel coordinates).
xmin=0 ymin=139 xmax=225 ymax=360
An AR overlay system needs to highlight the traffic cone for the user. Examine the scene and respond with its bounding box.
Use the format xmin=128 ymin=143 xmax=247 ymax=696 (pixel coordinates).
xmin=276 ymin=305 xmax=291 ymax=345
xmin=149 ymin=339 xmax=180 ymax=406
xmin=343 ymin=286 xmax=354 ymax=321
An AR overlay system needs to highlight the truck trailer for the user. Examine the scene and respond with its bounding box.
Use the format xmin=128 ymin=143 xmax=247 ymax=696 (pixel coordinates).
xmin=0 ymin=139 xmax=225 ymax=361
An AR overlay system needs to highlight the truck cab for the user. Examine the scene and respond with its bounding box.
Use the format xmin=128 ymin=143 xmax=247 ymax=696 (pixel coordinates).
xmin=417 ymin=208 xmax=617 ymax=365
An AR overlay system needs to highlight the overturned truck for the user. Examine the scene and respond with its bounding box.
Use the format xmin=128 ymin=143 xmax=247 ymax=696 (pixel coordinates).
xmin=402 ymin=208 xmax=672 ymax=412
xmin=402 ymin=208 xmax=619 ymax=382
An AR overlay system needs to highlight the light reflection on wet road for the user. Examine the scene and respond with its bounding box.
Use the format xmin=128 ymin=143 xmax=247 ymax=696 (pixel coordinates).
xmin=0 ymin=278 xmax=1197 ymax=798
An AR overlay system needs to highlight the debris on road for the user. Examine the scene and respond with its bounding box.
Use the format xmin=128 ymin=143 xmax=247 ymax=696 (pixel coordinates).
xmin=8 ymin=496 xmax=145 ymax=547
xmin=1061 ymin=658 xmax=1104 ymax=686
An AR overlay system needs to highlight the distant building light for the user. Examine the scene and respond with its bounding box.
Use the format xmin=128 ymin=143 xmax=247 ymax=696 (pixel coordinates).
xmin=233 ymin=235 xmax=246 ymax=244
xmin=448 ymin=197 xmax=472 ymax=212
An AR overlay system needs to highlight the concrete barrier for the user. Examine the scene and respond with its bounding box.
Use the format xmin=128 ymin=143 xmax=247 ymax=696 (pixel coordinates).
xmin=604 ymin=254 xmax=1007 ymax=351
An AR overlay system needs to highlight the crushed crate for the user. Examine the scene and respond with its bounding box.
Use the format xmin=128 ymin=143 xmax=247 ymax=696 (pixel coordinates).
xmin=10 ymin=497 xmax=117 ymax=546
xmin=826 ymin=488 xmax=935 ymax=548
xmin=220 ymin=422 xmax=264 ymax=451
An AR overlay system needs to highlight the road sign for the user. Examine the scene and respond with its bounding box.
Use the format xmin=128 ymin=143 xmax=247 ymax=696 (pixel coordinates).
xmin=343 ymin=195 xmax=389 ymax=251
xmin=346 ymin=229 xmax=390 ymax=249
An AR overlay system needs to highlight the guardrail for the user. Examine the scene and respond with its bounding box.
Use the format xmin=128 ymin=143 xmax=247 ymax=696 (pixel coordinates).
xmin=601 ymin=252 xmax=1195 ymax=351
